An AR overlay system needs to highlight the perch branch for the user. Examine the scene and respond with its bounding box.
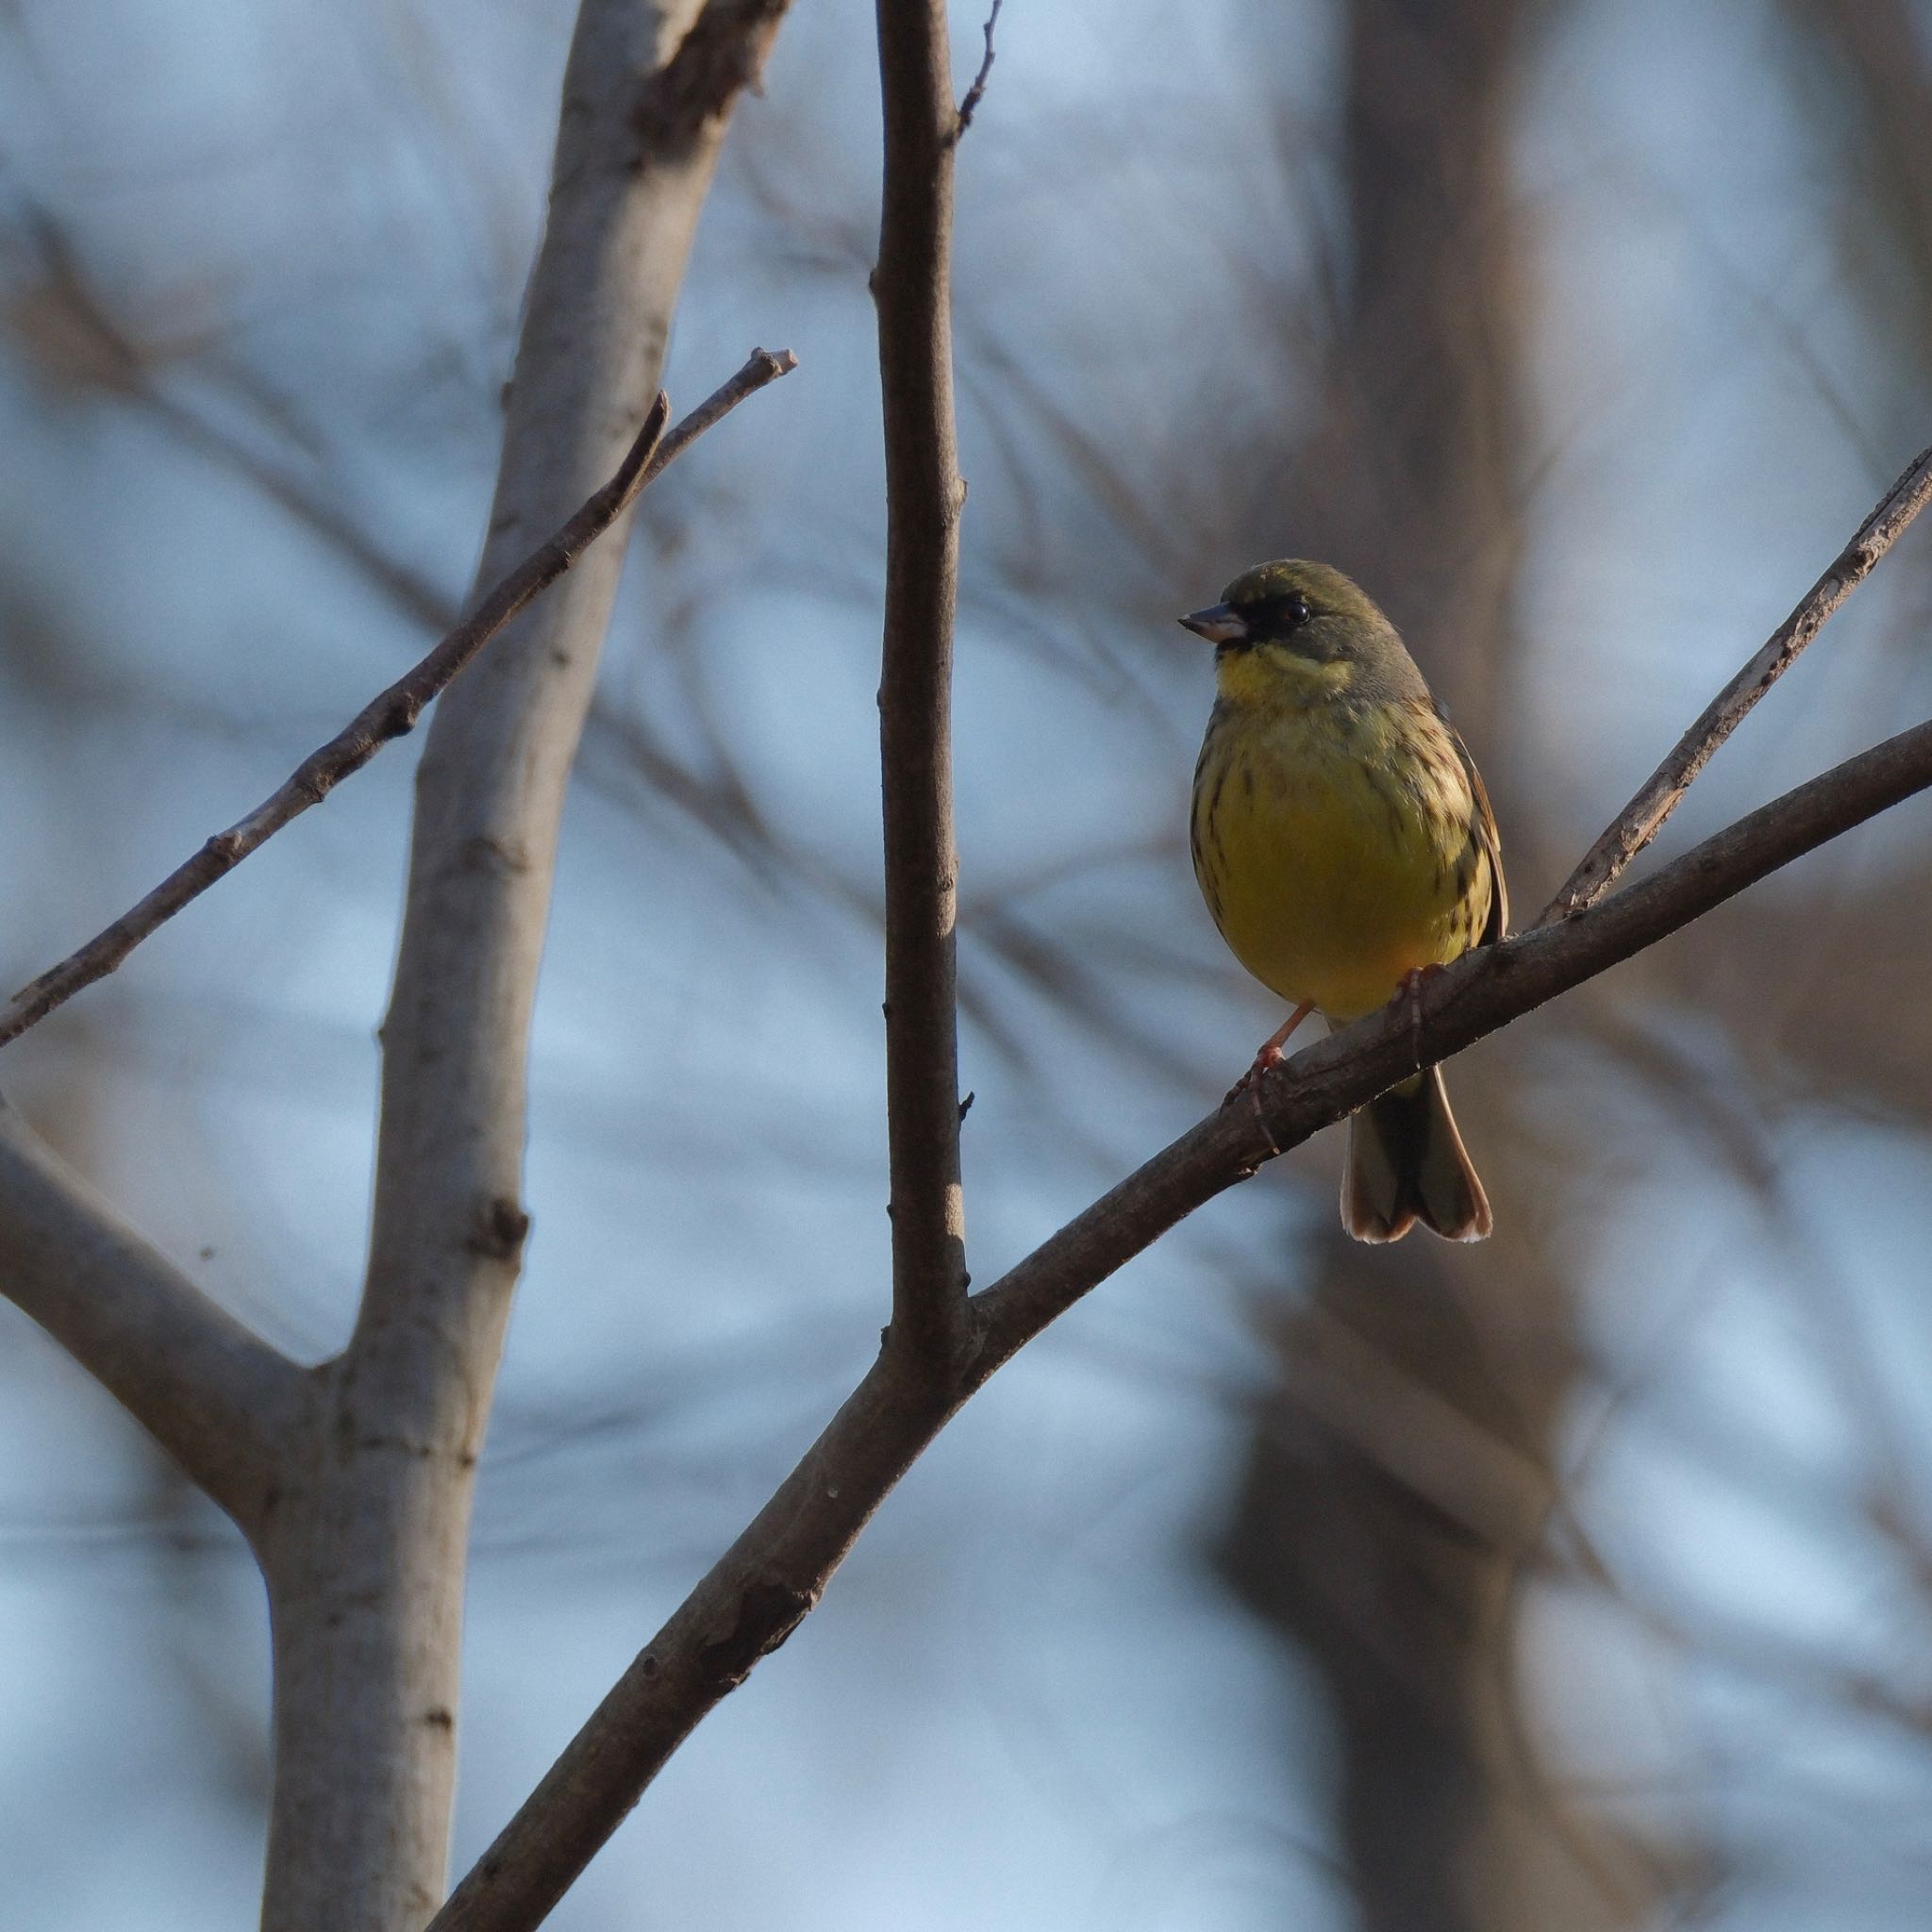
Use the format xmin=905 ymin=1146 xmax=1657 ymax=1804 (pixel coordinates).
xmin=427 ymin=708 xmax=1932 ymax=1931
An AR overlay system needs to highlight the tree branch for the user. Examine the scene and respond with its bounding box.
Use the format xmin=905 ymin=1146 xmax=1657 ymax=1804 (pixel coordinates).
xmin=0 ymin=1098 xmax=301 ymax=1536
xmin=874 ymin=0 xmax=970 ymax=1364
xmin=0 ymin=349 xmax=796 ymax=1056
xmin=427 ymin=711 xmax=1932 ymax=1932
xmin=1542 ymin=439 xmax=1932 ymax=919
xmin=425 ymin=1349 xmax=951 ymax=1932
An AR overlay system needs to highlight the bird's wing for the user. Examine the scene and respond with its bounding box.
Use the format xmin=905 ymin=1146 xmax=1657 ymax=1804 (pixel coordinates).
xmin=1448 ymin=721 xmax=1507 ymax=944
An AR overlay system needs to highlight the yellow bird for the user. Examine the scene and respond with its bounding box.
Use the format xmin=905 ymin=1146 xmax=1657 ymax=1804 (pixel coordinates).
xmin=1180 ymin=560 xmax=1504 ymax=1241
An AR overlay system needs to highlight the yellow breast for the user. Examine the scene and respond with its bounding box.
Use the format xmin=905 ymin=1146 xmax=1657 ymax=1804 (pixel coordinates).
xmin=1191 ymin=696 xmax=1491 ymax=1022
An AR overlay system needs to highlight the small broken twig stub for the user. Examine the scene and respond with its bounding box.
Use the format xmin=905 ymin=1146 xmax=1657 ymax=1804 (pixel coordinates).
xmin=0 ymin=347 xmax=796 ymax=1052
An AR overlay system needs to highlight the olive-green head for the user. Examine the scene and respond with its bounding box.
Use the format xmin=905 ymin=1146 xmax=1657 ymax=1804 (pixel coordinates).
xmin=1179 ymin=559 xmax=1425 ymax=706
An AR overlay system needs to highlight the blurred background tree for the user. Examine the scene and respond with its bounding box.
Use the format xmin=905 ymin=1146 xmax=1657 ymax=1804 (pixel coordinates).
xmin=3 ymin=2 xmax=1931 ymax=1928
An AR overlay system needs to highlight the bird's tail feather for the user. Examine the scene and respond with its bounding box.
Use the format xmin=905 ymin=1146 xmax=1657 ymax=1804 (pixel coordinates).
xmin=1341 ymin=1066 xmax=1491 ymax=1243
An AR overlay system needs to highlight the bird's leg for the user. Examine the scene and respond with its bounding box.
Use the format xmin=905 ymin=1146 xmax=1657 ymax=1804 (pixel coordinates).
xmin=1393 ymin=964 xmax=1444 ymax=1068
xmin=1257 ymin=999 xmax=1316 ymax=1065
xmin=1224 ymin=1000 xmax=1314 ymax=1107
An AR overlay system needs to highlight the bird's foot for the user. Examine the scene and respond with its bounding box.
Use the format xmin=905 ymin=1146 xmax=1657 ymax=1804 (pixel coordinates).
xmin=1224 ymin=1041 xmax=1287 ymax=1108
xmin=1222 ymin=999 xmax=1316 ymax=1108
xmin=1393 ymin=964 xmax=1444 ymax=1067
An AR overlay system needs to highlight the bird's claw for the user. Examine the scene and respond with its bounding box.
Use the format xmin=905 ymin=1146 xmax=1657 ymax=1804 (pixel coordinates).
xmin=1223 ymin=1041 xmax=1286 ymax=1108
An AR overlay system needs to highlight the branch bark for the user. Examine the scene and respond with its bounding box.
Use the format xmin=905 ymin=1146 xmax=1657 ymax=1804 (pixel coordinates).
xmin=251 ymin=6 xmax=792 ymax=1929
xmin=1543 ymin=439 xmax=1932 ymax=919
xmin=427 ymin=707 xmax=1932 ymax=1932
xmin=874 ymin=0 xmax=970 ymax=1364
xmin=0 ymin=1098 xmax=301 ymax=1535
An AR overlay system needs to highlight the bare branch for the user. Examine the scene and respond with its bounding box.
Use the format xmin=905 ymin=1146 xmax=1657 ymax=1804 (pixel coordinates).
xmin=0 ymin=349 xmax=796 ymax=1054
xmin=428 ymin=709 xmax=1932 ymax=1932
xmin=0 ymin=1099 xmax=301 ymax=1536
xmin=874 ymin=0 xmax=970 ymax=1363
xmin=1542 ymin=440 xmax=1932 ymax=920
xmin=955 ymin=0 xmax=1005 ymax=135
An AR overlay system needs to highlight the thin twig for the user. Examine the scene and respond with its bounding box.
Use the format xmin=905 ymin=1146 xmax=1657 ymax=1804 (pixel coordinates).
xmin=1541 ymin=440 xmax=1932 ymax=922
xmin=427 ymin=713 xmax=1932 ymax=1932
xmin=874 ymin=2 xmax=970 ymax=1361
xmin=955 ymin=0 xmax=1004 ymax=135
xmin=0 ymin=348 xmax=796 ymax=1052
xmin=0 ymin=396 xmax=670 ymax=1044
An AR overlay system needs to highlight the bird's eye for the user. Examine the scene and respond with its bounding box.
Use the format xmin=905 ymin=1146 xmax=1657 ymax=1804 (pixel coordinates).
xmin=1249 ymin=593 xmax=1310 ymax=632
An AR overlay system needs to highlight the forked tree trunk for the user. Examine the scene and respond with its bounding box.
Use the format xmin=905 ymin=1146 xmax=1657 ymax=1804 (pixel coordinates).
xmin=256 ymin=5 xmax=783 ymax=1926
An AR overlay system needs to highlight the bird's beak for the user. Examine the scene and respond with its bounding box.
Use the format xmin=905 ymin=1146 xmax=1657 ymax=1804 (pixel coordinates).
xmin=1178 ymin=603 xmax=1247 ymax=644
